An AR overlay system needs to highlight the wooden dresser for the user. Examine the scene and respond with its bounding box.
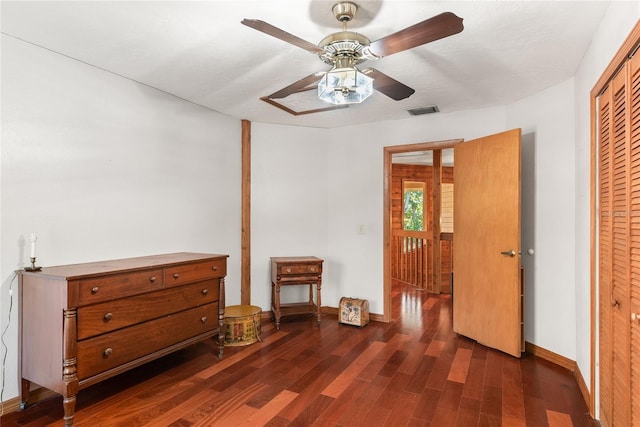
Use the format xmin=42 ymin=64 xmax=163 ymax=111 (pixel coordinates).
xmin=19 ymin=252 xmax=228 ymax=426
xmin=270 ymin=256 xmax=323 ymax=330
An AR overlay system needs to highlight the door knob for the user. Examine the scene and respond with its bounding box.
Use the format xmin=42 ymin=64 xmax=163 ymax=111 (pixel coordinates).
xmin=501 ymin=250 xmax=516 ymax=257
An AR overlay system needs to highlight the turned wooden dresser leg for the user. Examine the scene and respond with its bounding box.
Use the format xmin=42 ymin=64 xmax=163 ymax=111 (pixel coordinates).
xmin=19 ymin=378 xmax=30 ymax=410
xmin=62 ymin=394 xmax=76 ymax=426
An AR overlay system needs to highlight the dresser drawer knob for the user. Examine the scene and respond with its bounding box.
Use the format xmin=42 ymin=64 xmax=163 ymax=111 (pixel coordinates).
xmin=103 ymin=312 xmax=113 ymax=322
xmin=173 ymin=273 xmax=180 ymax=279
xmin=150 ymin=276 xmax=156 ymax=283
xmin=286 ymin=268 xmax=291 ymax=273
xmin=201 ymin=289 xmax=209 ymax=296
xmin=201 ymin=316 xmax=207 ymax=324
xmin=212 ymin=265 xmax=218 ymax=271
xmin=310 ymin=267 xmax=316 ymax=272
xmin=91 ymin=287 xmax=99 ymax=295
xmin=103 ymin=348 xmax=113 ymax=358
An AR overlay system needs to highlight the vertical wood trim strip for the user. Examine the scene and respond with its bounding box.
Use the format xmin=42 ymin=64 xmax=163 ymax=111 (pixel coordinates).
xmin=433 ymin=149 xmax=442 ymax=294
xmin=590 ymin=92 xmax=597 ymax=416
xmin=241 ymin=119 xmax=251 ymax=305
xmin=383 ymin=147 xmax=392 ymax=322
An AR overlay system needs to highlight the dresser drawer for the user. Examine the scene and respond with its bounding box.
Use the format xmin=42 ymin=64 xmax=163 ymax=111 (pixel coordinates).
xmin=78 ymin=269 xmax=163 ymax=305
xmin=278 ymin=263 xmax=322 ymax=276
xmin=76 ymin=302 xmax=218 ymax=379
xmin=164 ymin=259 xmax=226 ymax=287
xmin=77 ymin=280 xmax=219 ymax=340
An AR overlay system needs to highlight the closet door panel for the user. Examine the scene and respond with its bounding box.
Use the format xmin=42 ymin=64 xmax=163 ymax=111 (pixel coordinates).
xmin=629 ymin=52 xmax=640 ymax=427
xmin=599 ymin=83 xmax=613 ymax=427
xmin=611 ymin=68 xmax=631 ymax=427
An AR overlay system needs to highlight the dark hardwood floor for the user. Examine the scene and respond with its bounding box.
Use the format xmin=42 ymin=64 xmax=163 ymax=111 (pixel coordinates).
xmin=2 ymin=281 xmax=596 ymax=426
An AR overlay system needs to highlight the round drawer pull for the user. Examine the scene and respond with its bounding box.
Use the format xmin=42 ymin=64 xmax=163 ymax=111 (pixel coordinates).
xmin=310 ymin=267 xmax=316 ymax=272
xmin=150 ymin=276 xmax=156 ymax=283
xmin=286 ymin=268 xmax=291 ymax=273
xmin=91 ymin=287 xmax=99 ymax=295
xmin=212 ymin=265 xmax=218 ymax=271
xmin=200 ymin=316 xmax=207 ymax=324
xmin=103 ymin=312 xmax=113 ymax=321
xmin=201 ymin=289 xmax=209 ymax=296
xmin=173 ymin=273 xmax=180 ymax=279
xmin=103 ymin=348 xmax=113 ymax=358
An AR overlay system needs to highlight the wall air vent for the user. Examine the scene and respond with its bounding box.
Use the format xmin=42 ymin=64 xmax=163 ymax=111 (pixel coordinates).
xmin=407 ymin=105 xmax=439 ymax=116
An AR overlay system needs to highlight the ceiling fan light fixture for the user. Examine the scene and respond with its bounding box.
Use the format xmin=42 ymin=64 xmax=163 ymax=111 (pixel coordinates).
xmin=317 ymin=66 xmax=373 ymax=105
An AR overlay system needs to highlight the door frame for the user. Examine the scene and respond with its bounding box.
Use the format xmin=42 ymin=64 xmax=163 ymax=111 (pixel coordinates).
xmin=383 ymin=138 xmax=463 ymax=322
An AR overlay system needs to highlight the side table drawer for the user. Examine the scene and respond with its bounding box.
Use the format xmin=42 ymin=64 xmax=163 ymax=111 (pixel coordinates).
xmin=77 ymin=280 xmax=219 ymax=340
xmin=278 ymin=263 xmax=322 ymax=276
xmin=78 ymin=269 xmax=163 ymax=305
xmin=77 ymin=302 xmax=218 ymax=379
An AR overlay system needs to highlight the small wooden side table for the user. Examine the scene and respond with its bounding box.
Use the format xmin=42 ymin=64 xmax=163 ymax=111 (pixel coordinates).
xmin=270 ymin=256 xmax=323 ymax=330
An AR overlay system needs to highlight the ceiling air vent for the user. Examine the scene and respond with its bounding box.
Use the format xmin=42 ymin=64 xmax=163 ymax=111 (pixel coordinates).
xmin=407 ymin=105 xmax=439 ymax=116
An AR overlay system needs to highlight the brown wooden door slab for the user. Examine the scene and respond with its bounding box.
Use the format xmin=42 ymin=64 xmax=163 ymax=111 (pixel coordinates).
xmin=453 ymin=128 xmax=522 ymax=357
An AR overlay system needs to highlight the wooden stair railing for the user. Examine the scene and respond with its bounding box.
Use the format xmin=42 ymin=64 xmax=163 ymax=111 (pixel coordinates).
xmin=392 ymin=230 xmax=453 ymax=292
xmin=392 ymin=230 xmax=431 ymax=289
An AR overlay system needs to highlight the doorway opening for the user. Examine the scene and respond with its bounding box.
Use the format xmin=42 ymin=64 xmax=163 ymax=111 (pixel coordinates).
xmin=383 ymin=139 xmax=462 ymax=323
xmin=391 ymin=149 xmax=454 ymax=294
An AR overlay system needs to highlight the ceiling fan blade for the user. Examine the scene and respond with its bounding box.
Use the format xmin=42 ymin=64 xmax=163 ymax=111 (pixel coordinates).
xmin=367 ymin=12 xmax=463 ymax=58
xmin=241 ymin=19 xmax=325 ymax=55
xmin=268 ymin=72 xmax=325 ymax=99
xmin=362 ymin=68 xmax=415 ymax=100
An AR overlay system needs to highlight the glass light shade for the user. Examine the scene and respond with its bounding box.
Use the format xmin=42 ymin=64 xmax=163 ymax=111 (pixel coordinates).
xmin=318 ymin=67 xmax=373 ymax=105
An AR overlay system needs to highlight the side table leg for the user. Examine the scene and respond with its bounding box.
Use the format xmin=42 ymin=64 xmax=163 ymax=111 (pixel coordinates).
xmin=316 ymin=278 xmax=322 ymax=323
xmin=274 ymin=282 xmax=281 ymax=330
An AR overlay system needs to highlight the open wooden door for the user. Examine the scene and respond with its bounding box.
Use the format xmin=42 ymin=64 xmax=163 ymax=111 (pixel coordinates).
xmin=453 ymin=129 xmax=522 ymax=357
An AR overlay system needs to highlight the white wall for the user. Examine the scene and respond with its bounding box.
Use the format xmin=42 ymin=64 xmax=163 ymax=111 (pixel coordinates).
xmin=250 ymin=123 xmax=329 ymax=310
xmin=506 ymin=78 xmax=577 ymax=359
xmin=0 ymin=35 xmax=242 ymax=400
xmin=573 ymin=0 xmax=640 ymax=397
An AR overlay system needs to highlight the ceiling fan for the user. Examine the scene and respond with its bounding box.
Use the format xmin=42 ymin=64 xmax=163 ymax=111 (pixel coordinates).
xmin=242 ymin=2 xmax=463 ymax=114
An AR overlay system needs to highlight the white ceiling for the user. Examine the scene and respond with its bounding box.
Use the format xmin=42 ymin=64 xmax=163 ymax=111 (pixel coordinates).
xmin=1 ymin=1 xmax=611 ymax=129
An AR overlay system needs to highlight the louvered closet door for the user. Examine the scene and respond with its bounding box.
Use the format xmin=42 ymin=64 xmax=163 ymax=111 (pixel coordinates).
xmin=630 ymin=52 xmax=640 ymax=427
xmin=599 ymin=52 xmax=640 ymax=427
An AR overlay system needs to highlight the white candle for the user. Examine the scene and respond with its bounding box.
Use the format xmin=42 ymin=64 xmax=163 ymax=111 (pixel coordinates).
xmin=30 ymin=233 xmax=37 ymax=258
